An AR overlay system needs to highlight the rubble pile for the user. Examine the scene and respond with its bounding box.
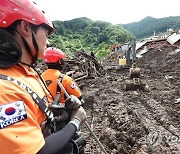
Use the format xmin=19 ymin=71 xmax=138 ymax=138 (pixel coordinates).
xmin=140 ymin=40 xmax=177 ymax=50
xmin=63 ymin=51 xmax=104 ymax=81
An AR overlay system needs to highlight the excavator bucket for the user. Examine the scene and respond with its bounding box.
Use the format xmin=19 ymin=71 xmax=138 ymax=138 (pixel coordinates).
xmin=123 ymin=79 xmax=146 ymax=91
xmin=129 ymin=66 xmax=140 ymax=79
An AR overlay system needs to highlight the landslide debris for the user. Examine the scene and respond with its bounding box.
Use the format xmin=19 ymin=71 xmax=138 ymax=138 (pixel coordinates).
xmin=80 ymin=46 xmax=180 ymax=154
xmin=35 ymin=45 xmax=180 ymax=154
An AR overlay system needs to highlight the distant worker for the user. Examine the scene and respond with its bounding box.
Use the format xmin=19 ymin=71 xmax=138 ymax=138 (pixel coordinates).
xmin=41 ymin=47 xmax=84 ymax=104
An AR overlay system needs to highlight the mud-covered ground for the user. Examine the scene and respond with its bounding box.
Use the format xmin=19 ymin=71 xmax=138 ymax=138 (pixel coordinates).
xmin=79 ymin=47 xmax=180 ymax=154
xmin=35 ymin=46 xmax=180 ymax=154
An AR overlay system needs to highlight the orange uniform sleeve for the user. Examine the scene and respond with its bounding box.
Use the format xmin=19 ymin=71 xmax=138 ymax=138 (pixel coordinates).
xmin=60 ymin=75 xmax=82 ymax=103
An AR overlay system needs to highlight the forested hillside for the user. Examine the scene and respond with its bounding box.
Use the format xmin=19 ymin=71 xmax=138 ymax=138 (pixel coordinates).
xmin=48 ymin=17 xmax=133 ymax=59
xmin=120 ymin=16 xmax=180 ymax=39
xmin=48 ymin=16 xmax=180 ymax=59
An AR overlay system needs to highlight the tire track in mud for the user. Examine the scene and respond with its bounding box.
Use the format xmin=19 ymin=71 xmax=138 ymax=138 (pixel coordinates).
xmin=90 ymin=83 xmax=180 ymax=153
xmin=126 ymin=96 xmax=180 ymax=153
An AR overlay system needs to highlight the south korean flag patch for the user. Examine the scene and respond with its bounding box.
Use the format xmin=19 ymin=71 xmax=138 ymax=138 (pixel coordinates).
xmin=70 ymin=82 xmax=76 ymax=89
xmin=0 ymin=101 xmax=27 ymax=129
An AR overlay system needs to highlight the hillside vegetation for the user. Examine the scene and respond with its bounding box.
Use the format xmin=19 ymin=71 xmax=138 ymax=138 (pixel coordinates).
xmin=49 ymin=17 xmax=133 ymax=59
xmin=48 ymin=16 xmax=180 ymax=59
xmin=120 ymin=16 xmax=180 ymax=39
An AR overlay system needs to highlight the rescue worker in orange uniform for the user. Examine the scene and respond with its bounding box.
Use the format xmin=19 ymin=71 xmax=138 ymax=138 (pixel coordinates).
xmin=41 ymin=47 xmax=84 ymax=104
xmin=0 ymin=0 xmax=86 ymax=154
xmin=42 ymin=47 xmax=86 ymax=154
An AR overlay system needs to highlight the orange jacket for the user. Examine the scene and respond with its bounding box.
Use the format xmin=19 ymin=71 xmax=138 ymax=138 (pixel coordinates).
xmin=0 ymin=65 xmax=53 ymax=154
xmin=41 ymin=69 xmax=81 ymax=103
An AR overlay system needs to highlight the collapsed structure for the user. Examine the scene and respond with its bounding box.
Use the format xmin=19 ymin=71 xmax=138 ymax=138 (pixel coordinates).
xmin=63 ymin=51 xmax=104 ymax=81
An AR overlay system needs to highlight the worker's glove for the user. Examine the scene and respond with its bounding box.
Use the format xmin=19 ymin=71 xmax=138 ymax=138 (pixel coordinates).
xmin=69 ymin=106 xmax=86 ymax=130
xmin=65 ymin=95 xmax=81 ymax=110
xmin=54 ymin=110 xmax=69 ymax=122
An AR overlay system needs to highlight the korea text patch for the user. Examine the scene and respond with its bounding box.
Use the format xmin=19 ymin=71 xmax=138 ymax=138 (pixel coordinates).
xmin=0 ymin=101 xmax=27 ymax=129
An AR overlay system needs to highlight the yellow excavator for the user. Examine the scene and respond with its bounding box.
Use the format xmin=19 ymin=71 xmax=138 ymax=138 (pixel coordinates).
xmin=118 ymin=38 xmax=137 ymax=68
xmin=120 ymin=39 xmax=146 ymax=91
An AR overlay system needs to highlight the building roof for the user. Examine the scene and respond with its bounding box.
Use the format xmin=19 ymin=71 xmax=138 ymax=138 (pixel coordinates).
xmin=167 ymin=33 xmax=180 ymax=45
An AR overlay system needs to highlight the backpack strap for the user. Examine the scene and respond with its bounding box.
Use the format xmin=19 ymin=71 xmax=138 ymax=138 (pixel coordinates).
xmin=0 ymin=74 xmax=56 ymax=131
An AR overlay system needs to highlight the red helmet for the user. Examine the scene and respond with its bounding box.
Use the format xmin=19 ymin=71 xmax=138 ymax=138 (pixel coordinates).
xmin=44 ymin=47 xmax=66 ymax=63
xmin=0 ymin=0 xmax=54 ymax=33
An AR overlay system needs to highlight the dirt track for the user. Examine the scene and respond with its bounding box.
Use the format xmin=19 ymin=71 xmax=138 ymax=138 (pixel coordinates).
xmin=79 ymin=47 xmax=180 ymax=154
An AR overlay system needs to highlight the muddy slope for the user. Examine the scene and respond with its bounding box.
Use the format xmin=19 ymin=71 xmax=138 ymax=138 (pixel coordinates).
xmin=80 ymin=47 xmax=180 ymax=154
